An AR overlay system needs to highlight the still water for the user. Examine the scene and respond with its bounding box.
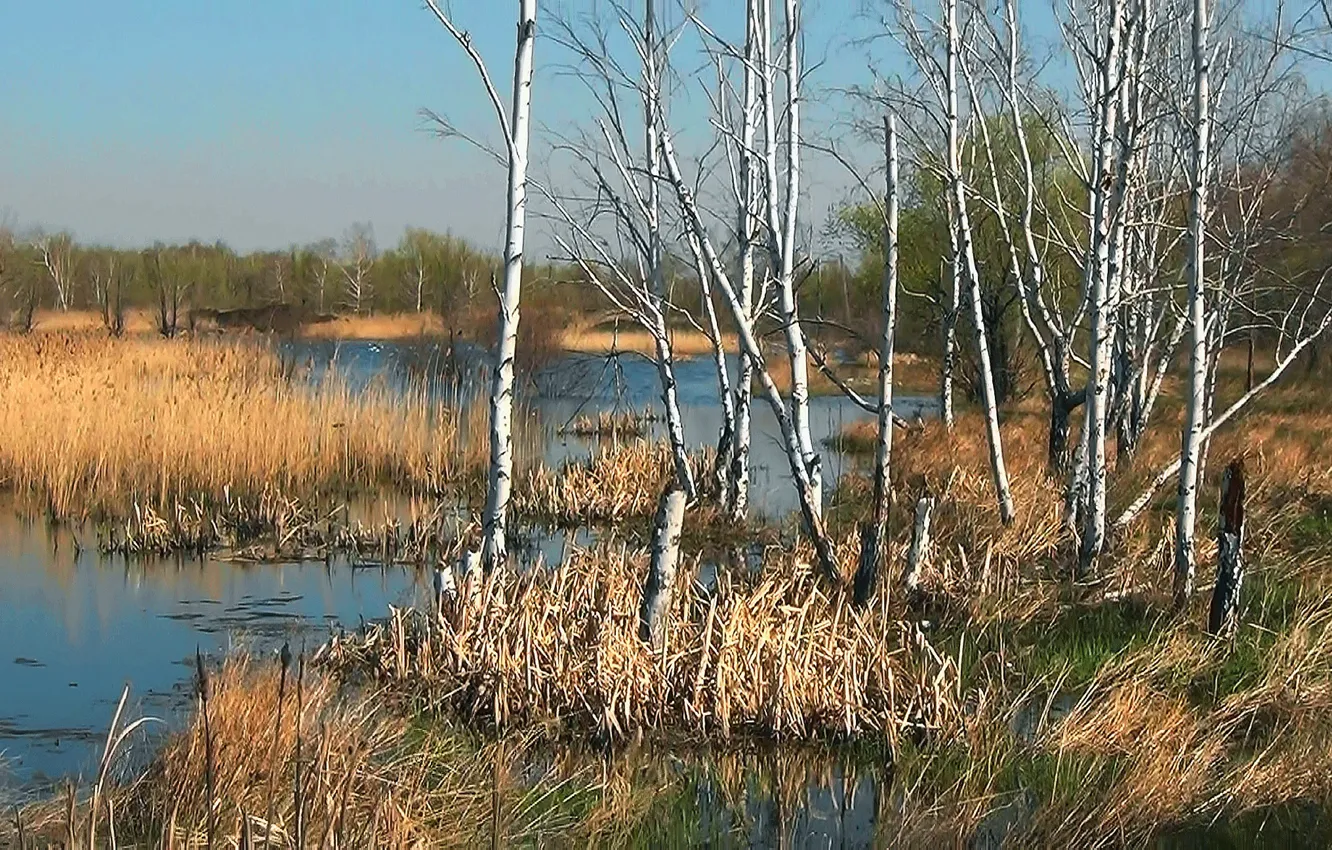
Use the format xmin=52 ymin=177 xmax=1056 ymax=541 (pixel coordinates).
xmin=0 ymin=340 xmax=931 ymax=845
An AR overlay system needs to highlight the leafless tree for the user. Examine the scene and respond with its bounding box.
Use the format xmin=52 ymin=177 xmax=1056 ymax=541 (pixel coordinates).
xmin=339 ymin=222 xmax=377 ymax=314
xmin=425 ymin=0 xmax=538 ymax=574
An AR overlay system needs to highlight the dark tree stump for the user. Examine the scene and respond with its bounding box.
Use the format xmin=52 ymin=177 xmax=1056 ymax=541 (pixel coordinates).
xmin=1208 ymin=458 xmax=1246 ymax=636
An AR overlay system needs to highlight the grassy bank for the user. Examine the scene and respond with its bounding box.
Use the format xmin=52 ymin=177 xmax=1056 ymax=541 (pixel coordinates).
xmin=313 ymin=361 xmax=1332 ymax=844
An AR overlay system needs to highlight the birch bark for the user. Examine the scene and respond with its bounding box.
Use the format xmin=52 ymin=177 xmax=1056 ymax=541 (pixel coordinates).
xmin=1175 ymin=0 xmax=1212 ymax=606
xmin=854 ymin=114 xmax=900 ymax=606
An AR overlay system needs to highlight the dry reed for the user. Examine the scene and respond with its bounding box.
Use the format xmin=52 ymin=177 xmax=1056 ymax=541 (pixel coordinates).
xmin=517 ymin=439 xmax=685 ymax=525
xmin=558 ymin=325 xmax=736 ymax=358
xmin=320 ymin=538 xmax=963 ymax=743
xmin=0 ymin=333 xmax=480 ymax=518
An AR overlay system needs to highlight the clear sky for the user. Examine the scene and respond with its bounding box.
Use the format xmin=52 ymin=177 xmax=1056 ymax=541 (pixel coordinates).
xmin=0 ymin=0 xmax=893 ymax=256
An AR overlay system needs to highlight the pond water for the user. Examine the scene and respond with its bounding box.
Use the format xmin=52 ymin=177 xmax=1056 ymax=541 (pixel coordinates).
xmin=287 ymin=339 xmax=937 ymax=520
xmin=0 ymin=338 xmax=937 ymax=845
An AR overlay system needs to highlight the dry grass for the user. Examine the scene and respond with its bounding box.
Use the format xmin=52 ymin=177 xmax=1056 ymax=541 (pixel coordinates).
xmin=320 ymin=540 xmax=962 ymax=743
xmin=0 ymin=333 xmax=480 ymax=517
xmin=317 ymin=357 xmax=1332 ymax=844
xmin=6 ymin=656 xmax=616 ymax=848
xmin=8 ymin=340 xmax=1332 ymax=844
xmin=517 ymin=439 xmax=683 ymax=525
xmin=297 ymin=311 xmax=451 ymax=340
xmin=559 ymin=325 xmax=736 ymax=358
xmin=766 ymin=349 xmax=939 ymax=398
xmin=561 ymin=408 xmax=655 ymax=440
xmin=26 ymin=308 xmax=160 ymax=335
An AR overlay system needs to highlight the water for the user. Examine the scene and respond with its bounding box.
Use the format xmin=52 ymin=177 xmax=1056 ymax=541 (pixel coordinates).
xmin=283 ymin=340 xmax=937 ymax=519
xmin=0 ymin=338 xmax=931 ymax=838
xmin=0 ymin=512 xmax=426 ymax=795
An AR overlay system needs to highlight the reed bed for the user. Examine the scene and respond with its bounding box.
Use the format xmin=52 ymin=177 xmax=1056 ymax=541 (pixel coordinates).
xmin=0 ymin=333 xmax=480 ymax=518
xmin=295 ymin=311 xmax=450 ymax=340
xmin=517 ymin=439 xmax=685 ymax=525
xmin=319 ymin=539 xmax=963 ymax=743
xmin=5 ymin=656 xmax=616 ymax=848
xmin=561 ymin=407 xmax=655 ymax=440
xmin=558 ymin=325 xmax=735 ymax=358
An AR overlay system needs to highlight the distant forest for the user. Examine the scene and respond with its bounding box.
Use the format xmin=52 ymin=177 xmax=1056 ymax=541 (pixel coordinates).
xmin=4 ymin=111 xmax=1332 ymax=392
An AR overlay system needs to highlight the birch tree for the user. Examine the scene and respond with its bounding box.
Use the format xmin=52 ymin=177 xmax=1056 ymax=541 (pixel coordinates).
xmin=339 ymin=222 xmax=377 ymax=314
xmin=36 ymin=232 xmax=77 ymax=312
xmin=426 ymin=0 xmax=538 ymax=574
xmin=545 ymin=0 xmax=697 ymax=499
xmin=1177 ymin=0 xmax=1220 ymax=607
xmin=891 ymin=0 xmax=1017 ymax=523
xmin=661 ymin=127 xmax=841 ymax=587
xmin=759 ymin=0 xmax=823 ymax=518
xmin=854 ymin=114 xmax=900 ymax=607
xmin=691 ymin=1 xmax=764 ymax=517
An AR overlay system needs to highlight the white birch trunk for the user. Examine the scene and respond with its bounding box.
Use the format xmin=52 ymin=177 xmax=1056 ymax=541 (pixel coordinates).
xmin=854 ymin=114 xmax=900 ymax=607
xmin=730 ymin=0 xmax=762 ymax=521
xmin=690 ymin=234 xmax=736 ymax=502
xmin=1077 ymin=0 xmax=1125 ymax=575
xmin=760 ymin=0 xmax=820 ymax=518
xmin=1174 ymin=0 xmax=1211 ymax=606
xmin=643 ymin=0 xmax=697 ymax=501
xmin=940 ymin=216 xmax=960 ymax=431
xmin=904 ymin=495 xmax=936 ymax=594
xmin=639 ymin=485 xmax=687 ymax=650
xmin=480 ymin=0 xmax=538 ymax=574
xmin=661 ymin=129 xmax=840 ymax=586
xmin=945 ymin=0 xmax=1016 ymax=525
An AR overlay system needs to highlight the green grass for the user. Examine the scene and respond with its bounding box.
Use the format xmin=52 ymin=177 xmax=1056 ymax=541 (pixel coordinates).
xmin=1019 ymin=598 xmax=1166 ymax=686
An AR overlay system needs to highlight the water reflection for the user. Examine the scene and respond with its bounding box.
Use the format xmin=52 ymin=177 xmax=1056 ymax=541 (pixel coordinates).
xmin=523 ymin=744 xmax=887 ymax=848
xmin=0 ymin=512 xmax=426 ymax=794
xmin=281 ymin=340 xmax=937 ymax=520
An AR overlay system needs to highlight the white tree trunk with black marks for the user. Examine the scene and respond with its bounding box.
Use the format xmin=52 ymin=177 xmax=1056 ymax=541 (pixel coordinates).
xmin=1175 ymin=0 xmax=1211 ymax=606
xmin=425 ymin=0 xmax=538 ymax=574
xmin=661 ymin=128 xmax=840 ymax=587
xmin=1077 ymin=0 xmax=1125 ymax=576
xmin=944 ymin=0 xmax=1016 ymax=525
xmin=639 ymin=486 xmax=687 ymax=650
xmin=730 ymin=0 xmax=762 ymax=521
xmin=759 ymin=0 xmax=821 ymax=519
xmin=904 ymin=495 xmax=936 ymax=594
xmin=855 ymin=114 xmax=900 ymax=607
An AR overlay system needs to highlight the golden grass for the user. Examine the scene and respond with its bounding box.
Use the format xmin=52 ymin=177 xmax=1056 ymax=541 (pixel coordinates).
xmin=28 ymin=308 xmax=159 ymax=335
xmin=8 ymin=341 xmax=1332 ymax=845
xmin=766 ymin=349 xmax=940 ymax=398
xmin=7 ymin=656 xmax=612 ymax=848
xmin=562 ymin=407 xmax=654 ymax=440
xmin=517 ymin=439 xmax=682 ymax=524
xmin=320 ymin=540 xmax=962 ymax=742
xmin=296 ymin=311 xmax=452 ymax=340
xmin=0 ymin=333 xmax=479 ymax=517
xmin=559 ymin=325 xmax=736 ymax=358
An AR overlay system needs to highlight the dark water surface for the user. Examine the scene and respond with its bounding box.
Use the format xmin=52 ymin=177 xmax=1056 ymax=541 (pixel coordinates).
xmin=0 ymin=511 xmax=425 ymax=796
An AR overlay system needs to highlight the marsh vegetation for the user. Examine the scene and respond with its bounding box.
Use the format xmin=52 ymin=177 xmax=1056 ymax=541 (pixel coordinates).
xmin=5 ymin=0 xmax=1332 ymax=844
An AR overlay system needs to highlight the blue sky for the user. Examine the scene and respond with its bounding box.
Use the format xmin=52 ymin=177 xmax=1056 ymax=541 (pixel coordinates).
xmin=0 ymin=0 xmax=1053 ymax=255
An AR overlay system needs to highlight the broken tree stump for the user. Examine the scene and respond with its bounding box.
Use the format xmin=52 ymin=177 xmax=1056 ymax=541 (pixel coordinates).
xmin=903 ymin=493 xmax=936 ymax=594
xmin=639 ymin=485 xmax=687 ymax=650
xmin=1208 ymin=458 xmax=1246 ymax=636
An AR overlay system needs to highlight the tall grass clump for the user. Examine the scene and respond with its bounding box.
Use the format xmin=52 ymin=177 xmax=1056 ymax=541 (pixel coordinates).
xmin=6 ymin=656 xmax=614 ymax=848
xmin=320 ymin=538 xmax=963 ymax=742
xmin=0 ymin=333 xmax=480 ymax=517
